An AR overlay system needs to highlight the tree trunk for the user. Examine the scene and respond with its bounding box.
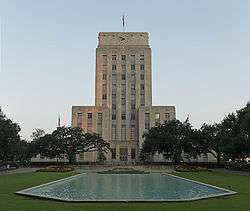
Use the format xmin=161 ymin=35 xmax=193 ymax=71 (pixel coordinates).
xmin=216 ymin=153 xmax=221 ymax=166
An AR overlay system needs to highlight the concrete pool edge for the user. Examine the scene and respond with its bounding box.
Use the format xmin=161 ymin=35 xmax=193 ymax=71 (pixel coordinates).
xmin=163 ymin=173 xmax=237 ymax=200
xmin=15 ymin=173 xmax=84 ymax=194
xmin=15 ymin=172 xmax=237 ymax=202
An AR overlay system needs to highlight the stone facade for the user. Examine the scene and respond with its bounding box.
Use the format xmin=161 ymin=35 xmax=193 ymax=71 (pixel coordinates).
xmin=71 ymin=32 xmax=176 ymax=163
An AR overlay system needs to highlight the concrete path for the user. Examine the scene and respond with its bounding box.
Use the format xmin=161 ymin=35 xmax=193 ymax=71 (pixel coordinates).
xmin=0 ymin=167 xmax=39 ymax=176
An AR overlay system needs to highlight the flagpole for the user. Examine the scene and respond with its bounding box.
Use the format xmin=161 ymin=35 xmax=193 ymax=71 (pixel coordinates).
xmin=122 ymin=14 xmax=125 ymax=32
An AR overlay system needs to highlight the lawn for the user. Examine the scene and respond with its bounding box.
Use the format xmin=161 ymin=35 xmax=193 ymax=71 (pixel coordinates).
xmin=0 ymin=171 xmax=249 ymax=211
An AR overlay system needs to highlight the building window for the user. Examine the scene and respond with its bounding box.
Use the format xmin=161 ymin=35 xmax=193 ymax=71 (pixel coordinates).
xmin=131 ymin=65 xmax=135 ymax=71
xmin=102 ymin=84 xmax=107 ymax=92
xmin=77 ymin=113 xmax=82 ymax=128
xmin=112 ymin=65 xmax=116 ymax=71
xmin=97 ymin=113 xmax=102 ymax=135
xmin=165 ymin=113 xmax=170 ymax=121
xmin=131 ymin=104 xmax=135 ymax=110
xmin=121 ymin=55 xmax=126 ymax=61
xmin=112 ymin=84 xmax=117 ymax=93
xmin=103 ymin=55 xmax=107 ymax=64
xmin=121 ymin=97 xmax=126 ymax=105
xmin=121 ymin=64 xmax=126 ymax=71
xmin=121 ymin=74 xmax=126 ymax=80
xmin=120 ymin=147 xmax=128 ymax=161
xmin=131 ymin=148 xmax=136 ymax=159
xmin=121 ymin=125 xmax=126 ymax=141
xmin=112 ymin=125 xmax=116 ymax=140
xmin=131 ymin=74 xmax=136 ymax=82
xmin=112 ymin=55 xmax=117 ymax=60
xmin=112 ymin=94 xmax=116 ymax=109
xmin=98 ymin=113 xmax=102 ymax=120
xmin=130 ymin=55 xmax=135 ymax=64
xmin=140 ymin=74 xmax=144 ymax=80
xmin=87 ymin=113 xmax=93 ymax=130
xmin=145 ymin=113 xmax=150 ymax=130
xmin=140 ymin=84 xmax=145 ymax=91
xmin=131 ymin=84 xmax=136 ymax=91
xmin=87 ymin=113 xmax=92 ymax=119
xmin=121 ymin=114 xmax=126 ymax=120
xmin=111 ymin=148 xmax=116 ymax=159
xmin=130 ymin=125 xmax=135 ymax=140
xmin=141 ymin=94 xmax=145 ymax=106
xmin=103 ymin=74 xmax=107 ymax=80
xmin=140 ymin=55 xmax=144 ymax=61
xmin=112 ymin=114 xmax=116 ymax=120
xmin=121 ymin=84 xmax=126 ymax=95
xmin=155 ymin=113 xmax=160 ymax=124
xmin=131 ymin=113 xmax=135 ymax=120
xmin=112 ymin=74 xmax=116 ymax=82
xmin=140 ymin=64 xmax=144 ymax=70
xmin=102 ymin=94 xmax=107 ymax=100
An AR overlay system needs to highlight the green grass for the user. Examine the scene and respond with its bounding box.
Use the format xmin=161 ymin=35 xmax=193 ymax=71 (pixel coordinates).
xmin=0 ymin=171 xmax=250 ymax=211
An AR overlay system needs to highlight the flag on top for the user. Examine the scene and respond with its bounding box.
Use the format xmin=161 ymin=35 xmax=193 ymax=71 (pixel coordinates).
xmin=184 ymin=114 xmax=190 ymax=124
xmin=122 ymin=14 xmax=125 ymax=32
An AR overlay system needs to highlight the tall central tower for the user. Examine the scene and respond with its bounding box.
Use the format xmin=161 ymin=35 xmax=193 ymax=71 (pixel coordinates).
xmin=72 ymin=32 xmax=175 ymax=163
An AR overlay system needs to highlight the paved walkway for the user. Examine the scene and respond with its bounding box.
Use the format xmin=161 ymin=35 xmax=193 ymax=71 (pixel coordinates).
xmin=210 ymin=168 xmax=250 ymax=176
xmin=0 ymin=167 xmax=39 ymax=176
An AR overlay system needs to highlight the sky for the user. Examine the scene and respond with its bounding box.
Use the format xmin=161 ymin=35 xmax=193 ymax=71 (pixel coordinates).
xmin=0 ymin=0 xmax=250 ymax=140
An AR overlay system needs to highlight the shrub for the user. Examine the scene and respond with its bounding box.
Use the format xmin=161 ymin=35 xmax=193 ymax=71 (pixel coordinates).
xmin=36 ymin=165 xmax=74 ymax=172
xmin=175 ymin=164 xmax=209 ymax=172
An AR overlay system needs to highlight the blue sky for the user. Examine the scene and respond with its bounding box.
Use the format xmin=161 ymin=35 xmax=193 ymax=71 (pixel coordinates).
xmin=1 ymin=0 xmax=250 ymax=140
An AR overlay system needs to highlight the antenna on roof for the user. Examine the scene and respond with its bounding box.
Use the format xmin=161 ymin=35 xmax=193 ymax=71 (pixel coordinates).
xmin=122 ymin=13 xmax=125 ymax=32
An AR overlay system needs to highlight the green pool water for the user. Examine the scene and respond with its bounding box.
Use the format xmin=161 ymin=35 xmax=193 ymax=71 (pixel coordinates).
xmin=16 ymin=173 xmax=236 ymax=201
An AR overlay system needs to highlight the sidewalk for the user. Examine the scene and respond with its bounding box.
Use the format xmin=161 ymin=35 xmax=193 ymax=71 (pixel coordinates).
xmin=0 ymin=167 xmax=39 ymax=176
xmin=210 ymin=168 xmax=250 ymax=176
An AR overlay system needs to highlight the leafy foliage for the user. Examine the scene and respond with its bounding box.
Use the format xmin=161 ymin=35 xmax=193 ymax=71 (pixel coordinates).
xmin=141 ymin=103 xmax=250 ymax=165
xmin=30 ymin=126 xmax=111 ymax=163
xmin=142 ymin=120 xmax=194 ymax=164
xmin=0 ymin=108 xmax=21 ymax=162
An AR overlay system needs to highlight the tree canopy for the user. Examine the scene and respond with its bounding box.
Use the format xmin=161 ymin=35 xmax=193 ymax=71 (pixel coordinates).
xmin=142 ymin=120 xmax=194 ymax=164
xmin=0 ymin=108 xmax=22 ymax=162
xmin=30 ymin=126 xmax=111 ymax=163
xmin=141 ymin=103 xmax=250 ymax=165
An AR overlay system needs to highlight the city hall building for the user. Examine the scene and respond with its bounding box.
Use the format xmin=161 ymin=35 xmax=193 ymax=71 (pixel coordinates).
xmin=72 ymin=32 xmax=176 ymax=163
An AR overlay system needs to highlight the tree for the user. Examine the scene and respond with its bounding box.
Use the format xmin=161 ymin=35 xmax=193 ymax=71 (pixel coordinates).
xmin=232 ymin=103 xmax=250 ymax=160
xmin=220 ymin=104 xmax=250 ymax=162
xmin=29 ymin=126 xmax=111 ymax=164
xmin=51 ymin=127 xmax=85 ymax=164
xmin=13 ymin=139 xmax=31 ymax=164
xmin=0 ymin=108 xmax=21 ymax=162
xmin=197 ymin=123 xmax=225 ymax=165
xmin=30 ymin=128 xmax=45 ymax=141
xmin=141 ymin=120 xmax=194 ymax=164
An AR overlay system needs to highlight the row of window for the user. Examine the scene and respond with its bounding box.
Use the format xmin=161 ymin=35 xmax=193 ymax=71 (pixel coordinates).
xmin=111 ymin=113 xmax=136 ymax=121
xmin=111 ymin=64 xmax=145 ymax=71
xmin=77 ymin=112 xmax=171 ymax=129
xmin=103 ymin=54 xmax=144 ymax=63
xmin=111 ymin=148 xmax=136 ymax=160
xmin=111 ymin=124 xmax=136 ymax=141
xmin=77 ymin=112 xmax=102 ymax=124
xmin=145 ymin=112 xmax=171 ymax=130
